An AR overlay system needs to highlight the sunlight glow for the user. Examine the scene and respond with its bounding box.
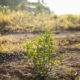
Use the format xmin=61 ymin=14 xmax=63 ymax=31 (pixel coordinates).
xmin=29 ymin=0 xmax=80 ymax=15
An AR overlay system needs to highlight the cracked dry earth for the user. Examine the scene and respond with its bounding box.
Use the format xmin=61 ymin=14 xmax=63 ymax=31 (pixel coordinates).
xmin=0 ymin=31 xmax=80 ymax=80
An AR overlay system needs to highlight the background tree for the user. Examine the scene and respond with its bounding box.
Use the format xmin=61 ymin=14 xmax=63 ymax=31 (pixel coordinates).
xmin=0 ymin=0 xmax=51 ymax=13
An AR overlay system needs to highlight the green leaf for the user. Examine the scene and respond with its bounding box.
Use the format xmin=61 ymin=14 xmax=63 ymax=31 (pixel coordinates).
xmin=61 ymin=54 xmax=65 ymax=62
xmin=24 ymin=56 xmax=28 ymax=59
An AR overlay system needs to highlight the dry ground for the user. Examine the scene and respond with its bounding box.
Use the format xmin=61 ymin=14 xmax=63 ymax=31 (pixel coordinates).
xmin=0 ymin=31 xmax=80 ymax=80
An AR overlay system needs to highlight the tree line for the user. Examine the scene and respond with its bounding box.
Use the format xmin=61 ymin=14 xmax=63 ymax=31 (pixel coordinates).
xmin=0 ymin=0 xmax=51 ymax=14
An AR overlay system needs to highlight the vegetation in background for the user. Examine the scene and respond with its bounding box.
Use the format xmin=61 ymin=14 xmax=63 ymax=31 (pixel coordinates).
xmin=0 ymin=0 xmax=80 ymax=33
xmin=24 ymin=30 xmax=64 ymax=79
xmin=0 ymin=10 xmax=80 ymax=34
xmin=0 ymin=0 xmax=51 ymax=14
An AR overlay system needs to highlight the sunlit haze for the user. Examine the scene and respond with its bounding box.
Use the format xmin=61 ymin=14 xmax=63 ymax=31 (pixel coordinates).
xmin=29 ymin=0 xmax=80 ymax=15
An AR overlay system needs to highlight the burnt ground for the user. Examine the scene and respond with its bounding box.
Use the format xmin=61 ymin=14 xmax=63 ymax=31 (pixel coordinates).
xmin=0 ymin=31 xmax=80 ymax=80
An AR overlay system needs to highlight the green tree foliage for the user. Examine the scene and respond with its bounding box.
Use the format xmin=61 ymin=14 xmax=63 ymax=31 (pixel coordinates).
xmin=35 ymin=3 xmax=50 ymax=14
xmin=0 ymin=0 xmax=51 ymax=13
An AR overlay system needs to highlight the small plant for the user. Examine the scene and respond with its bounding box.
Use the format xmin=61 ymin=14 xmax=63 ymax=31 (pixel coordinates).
xmin=67 ymin=72 xmax=75 ymax=78
xmin=24 ymin=30 xmax=64 ymax=79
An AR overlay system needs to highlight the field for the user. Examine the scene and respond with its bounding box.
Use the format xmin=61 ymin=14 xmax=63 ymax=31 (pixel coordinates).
xmin=0 ymin=11 xmax=80 ymax=34
xmin=0 ymin=11 xmax=80 ymax=80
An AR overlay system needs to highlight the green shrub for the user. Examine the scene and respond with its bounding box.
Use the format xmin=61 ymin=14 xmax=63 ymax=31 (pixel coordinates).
xmin=67 ymin=72 xmax=75 ymax=78
xmin=24 ymin=30 xmax=64 ymax=78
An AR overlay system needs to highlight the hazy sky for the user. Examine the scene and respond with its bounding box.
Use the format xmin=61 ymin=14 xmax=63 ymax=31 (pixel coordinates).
xmin=29 ymin=0 xmax=80 ymax=15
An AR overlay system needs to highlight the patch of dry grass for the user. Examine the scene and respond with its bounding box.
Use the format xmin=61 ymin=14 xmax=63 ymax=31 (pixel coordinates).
xmin=0 ymin=11 xmax=80 ymax=33
xmin=0 ymin=36 xmax=80 ymax=54
xmin=0 ymin=37 xmax=26 ymax=53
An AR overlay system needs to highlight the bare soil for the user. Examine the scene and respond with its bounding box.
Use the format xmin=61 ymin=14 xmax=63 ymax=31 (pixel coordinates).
xmin=0 ymin=31 xmax=80 ymax=80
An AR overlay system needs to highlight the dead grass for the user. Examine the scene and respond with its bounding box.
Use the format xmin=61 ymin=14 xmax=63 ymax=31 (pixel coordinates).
xmin=0 ymin=37 xmax=26 ymax=53
xmin=0 ymin=10 xmax=80 ymax=53
xmin=0 ymin=35 xmax=80 ymax=54
xmin=0 ymin=11 xmax=80 ymax=34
